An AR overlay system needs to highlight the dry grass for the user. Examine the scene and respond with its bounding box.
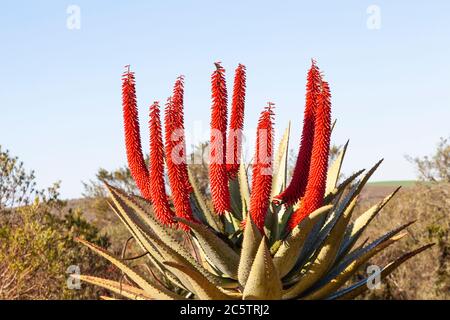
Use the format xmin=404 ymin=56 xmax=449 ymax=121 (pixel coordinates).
xmin=353 ymin=182 xmax=449 ymax=299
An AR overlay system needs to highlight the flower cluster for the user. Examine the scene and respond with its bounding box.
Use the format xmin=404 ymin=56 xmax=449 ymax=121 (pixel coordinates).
xmin=121 ymin=60 xmax=331 ymax=232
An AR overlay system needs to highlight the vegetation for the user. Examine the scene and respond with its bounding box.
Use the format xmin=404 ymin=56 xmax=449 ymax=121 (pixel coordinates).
xmin=407 ymin=137 xmax=450 ymax=183
xmin=356 ymin=137 xmax=450 ymax=299
xmin=1 ymin=64 xmax=446 ymax=301
xmin=0 ymin=146 xmax=116 ymax=299
xmin=75 ymin=61 xmax=431 ymax=300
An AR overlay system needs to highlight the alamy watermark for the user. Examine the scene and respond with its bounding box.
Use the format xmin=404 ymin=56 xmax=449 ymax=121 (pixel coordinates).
xmin=66 ymin=5 xmax=81 ymax=30
xmin=367 ymin=264 xmax=382 ymax=290
xmin=66 ymin=265 xmax=81 ymax=290
xmin=366 ymin=5 xmax=381 ymax=30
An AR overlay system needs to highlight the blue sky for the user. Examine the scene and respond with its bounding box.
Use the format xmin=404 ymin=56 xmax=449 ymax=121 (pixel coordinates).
xmin=1 ymin=1 xmax=449 ymax=199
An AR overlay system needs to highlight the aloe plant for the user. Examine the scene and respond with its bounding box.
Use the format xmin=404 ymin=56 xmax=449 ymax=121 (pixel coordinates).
xmin=76 ymin=61 xmax=433 ymax=300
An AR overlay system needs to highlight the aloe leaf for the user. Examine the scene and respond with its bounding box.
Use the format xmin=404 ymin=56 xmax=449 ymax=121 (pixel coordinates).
xmin=325 ymin=140 xmax=349 ymax=196
xmin=271 ymin=122 xmax=290 ymax=199
xmin=77 ymin=275 xmax=153 ymax=300
xmin=107 ymin=190 xmax=189 ymax=290
xmin=304 ymin=221 xmax=417 ymax=300
xmin=187 ymin=167 xmax=223 ymax=233
xmin=238 ymin=214 xmax=263 ymax=287
xmin=313 ymin=159 xmax=384 ymax=253
xmin=229 ymin=178 xmax=243 ymax=220
xmin=337 ymin=186 xmax=401 ymax=259
xmin=264 ymin=204 xmax=279 ymax=246
xmin=330 ymin=119 xmax=337 ymax=134
xmin=327 ymin=243 xmax=434 ymax=300
xmin=302 ymin=169 xmax=364 ymax=262
xmin=221 ymin=211 xmax=241 ymax=236
xmin=175 ymin=217 xmax=240 ymax=279
xmin=273 ymin=205 xmax=332 ymax=278
xmin=106 ymin=200 xmax=166 ymax=270
xmin=243 ymin=238 xmax=282 ymax=300
xmin=301 ymin=231 xmax=407 ymax=300
xmin=163 ymin=262 xmax=232 ymax=300
xmin=191 ymin=237 xmax=227 ymax=276
xmin=106 ymin=198 xmax=188 ymax=291
xmin=324 ymin=169 xmax=365 ymax=204
xmin=238 ymin=157 xmax=251 ymax=220
xmin=282 ymin=198 xmax=357 ymax=299
xmin=76 ymin=238 xmax=181 ymax=299
xmin=105 ymin=184 xmax=229 ymax=288
xmin=107 ymin=185 xmax=201 ymax=271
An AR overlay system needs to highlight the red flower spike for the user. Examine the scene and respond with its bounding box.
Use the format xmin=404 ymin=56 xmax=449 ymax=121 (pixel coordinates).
xmin=149 ymin=102 xmax=176 ymax=226
xmin=249 ymin=103 xmax=275 ymax=233
xmin=226 ymin=64 xmax=247 ymax=178
xmin=209 ymin=62 xmax=231 ymax=215
xmin=170 ymin=76 xmax=193 ymax=194
xmin=287 ymin=80 xmax=331 ymax=231
xmin=122 ymin=66 xmax=151 ymax=200
xmin=164 ymin=84 xmax=196 ymax=229
xmin=273 ymin=60 xmax=322 ymax=206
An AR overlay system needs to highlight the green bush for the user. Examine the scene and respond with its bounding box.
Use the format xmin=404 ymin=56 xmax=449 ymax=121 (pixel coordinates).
xmin=0 ymin=145 xmax=117 ymax=299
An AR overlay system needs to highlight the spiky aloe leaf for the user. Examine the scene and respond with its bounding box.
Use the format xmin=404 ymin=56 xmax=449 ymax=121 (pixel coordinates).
xmin=175 ymin=217 xmax=240 ymax=278
xmin=106 ymin=186 xmax=190 ymax=290
xmin=308 ymin=159 xmax=384 ymax=256
xmin=238 ymin=214 xmax=263 ymax=287
xmin=292 ymin=169 xmax=363 ymax=269
xmin=282 ymin=197 xmax=358 ymax=298
xmin=277 ymin=205 xmax=294 ymax=239
xmin=271 ymin=122 xmax=291 ymax=199
xmin=106 ymin=183 xmax=234 ymax=289
xmin=338 ymin=186 xmax=402 ymax=259
xmin=273 ymin=205 xmax=332 ymax=278
xmin=229 ymin=178 xmax=243 ymax=220
xmin=243 ymin=238 xmax=282 ymax=300
xmin=106 ymin=200 xmax=163 ymax=264
xmin=262 ymin=123 xmax=291 ymax=244
xmin=328 ymin=243 xmax=434 ymax=300
xmin=76 ymin=238 xmax=182 ymax=299
xmin=106 ymin=199 xmax=188 ymax=291
xmin=108 ymin=185 xmax=201 ymax=270
xmin=330 ymin=119 xmax=337 ymax=134
xmin=323 ymin=169 xmax=365 ymax=205
xmin=264 ymin=206 xmax=279 ymax=246
xmin=325 ymin=140 xmax=349 ymax=196
xmin=188 ymin=167 xmax=223 ymax=233
xmin=303 ymin=221 xmax=417 ymax=299
xmin=77 ymin=275 xmax=152 ymax=300
xmin=326 ymin=221 xmax=416 ymax=281
xmin=106 ymin=198 xmax=188 ymax=290
xmin=301 ymin=232 xmax=407 ymax=300
xmin=222 ymin=211 xmax=241 ymax=236
xmin=164 ymin=262 xmax=232 ymax=300
xmin=238 ymin=157 xmax=251 ymax=219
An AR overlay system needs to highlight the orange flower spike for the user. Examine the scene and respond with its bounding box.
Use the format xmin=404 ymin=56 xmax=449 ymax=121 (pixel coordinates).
xmin=209 ymin=62 xmax=231 ymax=215
xmin=121 ymin=65 xmax=151 ymax=200
xmin=149 ymin=102 xmax=175 ymax=226
xmin=170 ymin=76 xmax=193 ymax=193
xmin=287 ymin=80 xmax=331 ymax=230
xmin=164 ymin=83 xmax=196 ymax=229
xmin=226 ymin=64 xmax=247 ymax=178
xmin=273 ymin=61 xmax=322 ymax=206
xmin=249 ymin=103 xmax=275 ymax=233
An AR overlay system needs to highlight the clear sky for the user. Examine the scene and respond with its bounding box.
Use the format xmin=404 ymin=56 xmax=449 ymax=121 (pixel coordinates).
xmin=1 ymin=1 xmax=449 ymax=199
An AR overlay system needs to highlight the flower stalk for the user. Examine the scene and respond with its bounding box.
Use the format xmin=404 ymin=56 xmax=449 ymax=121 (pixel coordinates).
xmin=122 ymin=66 xmax=151 ymax=200
xmin=209 ymin=62 xmax=231 ymax=215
